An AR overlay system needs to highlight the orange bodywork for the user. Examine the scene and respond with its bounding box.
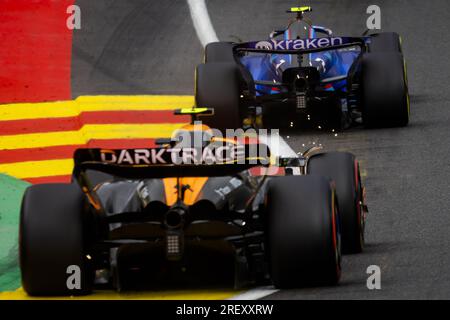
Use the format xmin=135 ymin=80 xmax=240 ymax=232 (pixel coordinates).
xmin=163 ymin=177 xmax=209 ymax=206
xmin=155 ymin=124 xmax=276 ymax=206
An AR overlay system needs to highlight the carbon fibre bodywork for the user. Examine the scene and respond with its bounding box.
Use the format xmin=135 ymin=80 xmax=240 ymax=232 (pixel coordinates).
xmin=72 ymin=138 xmax=274 ymax=289
xmin=94 ymin=173 xmax=267 ymax=288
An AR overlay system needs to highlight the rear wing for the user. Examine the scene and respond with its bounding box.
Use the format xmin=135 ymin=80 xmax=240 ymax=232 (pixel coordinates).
xmin=73 ymin=144 xmax=271 ymax=182
xmin=234 ymin=36 xmax=368 ymax=55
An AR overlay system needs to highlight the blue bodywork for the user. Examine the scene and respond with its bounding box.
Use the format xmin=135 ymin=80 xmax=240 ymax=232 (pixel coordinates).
xmin=239 ymin=27 xmax=361 ymax=95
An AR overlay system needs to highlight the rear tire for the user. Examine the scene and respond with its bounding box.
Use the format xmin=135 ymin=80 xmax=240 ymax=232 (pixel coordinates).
xmin=307 ymin=152 xmax=364 ymax=254
xmin=267 ymin=175 xmax=341 ymax=288
xmin=361 ymin=52 xmax=409 ymax=127
xmin=20 ymin=184 xmax=94 ymax=296
xmin=195 ymin=62 xmax=242 ymax=132
xmin=204 ymin=42 xmax=235 ymax=63
xmin=369 ymin=32 xmax=402 ymax=52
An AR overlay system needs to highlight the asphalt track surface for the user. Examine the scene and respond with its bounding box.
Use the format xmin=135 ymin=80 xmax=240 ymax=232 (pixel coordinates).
xmin=70 ymin=0 xmax=450 ymax=299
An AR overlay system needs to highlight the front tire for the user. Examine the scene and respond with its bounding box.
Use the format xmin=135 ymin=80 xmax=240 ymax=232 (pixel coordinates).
xmin=266 ymin=175 xmax=341 ymax=288
xmin=20 ymin=184 xmax=94 ymax=296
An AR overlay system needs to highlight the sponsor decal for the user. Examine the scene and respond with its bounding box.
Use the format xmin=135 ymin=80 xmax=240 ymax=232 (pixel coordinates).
xmin=75 ymin=128 xmax=277 ymax=168
xmin=255 ymin=40 xmax=273 ymax=50
xmin=254 ymin=37 xmax=344 ymax=51
xmin=99 ymin=145 xmax=248 ymax=165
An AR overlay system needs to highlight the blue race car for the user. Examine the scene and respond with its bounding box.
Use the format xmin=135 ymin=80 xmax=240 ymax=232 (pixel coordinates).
xmin=195 ymin=6 xmax=409 ymax=131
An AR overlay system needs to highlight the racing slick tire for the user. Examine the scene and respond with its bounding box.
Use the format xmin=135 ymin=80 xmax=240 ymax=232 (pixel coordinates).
xmin=195 ymin=62 xmax=242 ymax=132
xmin=266 ymin=175 xmax=341 ymax=288
xmin=369 ymin=32 xmax=402 ymax=52
xmin=204 ymin=42 xmax=235 ymax=63
xmin=361 ymin=52 xmax=409 ymax=127
xmin=20 ymin=183 xmax=94 ymax=296
xmin=307 ymin=152 xmax=365 ymax=254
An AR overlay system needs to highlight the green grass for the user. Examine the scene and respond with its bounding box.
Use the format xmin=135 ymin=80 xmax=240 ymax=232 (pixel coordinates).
xmin=0 ymin=174 xmax=29 ymax=291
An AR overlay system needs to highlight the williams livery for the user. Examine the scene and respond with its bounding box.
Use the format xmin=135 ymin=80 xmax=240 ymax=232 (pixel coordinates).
xmin=195 ymin=6 xmax=410 ymax=130
xmin=19 ymin=109 xmax=367 ymax=295
xmin=251 ymin=37 xmax=348 ymax=51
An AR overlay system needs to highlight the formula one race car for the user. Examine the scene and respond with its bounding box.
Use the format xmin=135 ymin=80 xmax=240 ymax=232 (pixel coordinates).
xmin=19 ymin=109 xmax=367 ymax=295
xmin=195 ymin=6 xmax=409 ymax=130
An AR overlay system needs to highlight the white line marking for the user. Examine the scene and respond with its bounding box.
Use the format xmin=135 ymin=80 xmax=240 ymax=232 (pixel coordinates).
xmin=187 ymin=0 xmax=219 ymax=47
xmin=228 ymin=286 xmax=279 ymax=300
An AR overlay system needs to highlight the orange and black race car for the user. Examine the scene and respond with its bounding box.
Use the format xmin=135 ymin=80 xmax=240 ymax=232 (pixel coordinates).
xmin=19 ymin=109 xmax=367 ymax=295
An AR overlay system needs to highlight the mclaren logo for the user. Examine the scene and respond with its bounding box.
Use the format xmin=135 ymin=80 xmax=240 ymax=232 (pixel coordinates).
xmin=254 ymin=37 xmax=343 ymax=50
